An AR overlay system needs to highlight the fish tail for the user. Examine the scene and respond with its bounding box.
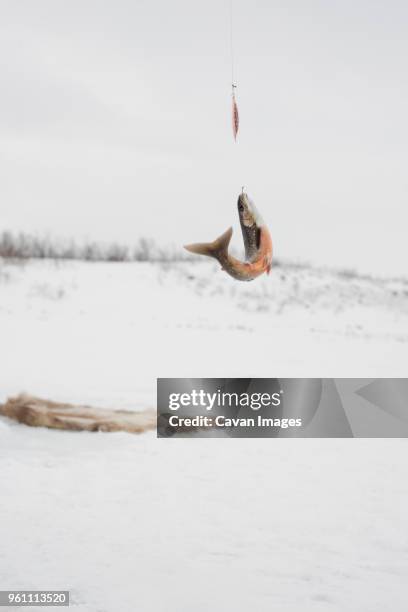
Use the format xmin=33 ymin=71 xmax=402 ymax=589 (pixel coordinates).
xmin=184 ymin=227 xmax=233 ymax=260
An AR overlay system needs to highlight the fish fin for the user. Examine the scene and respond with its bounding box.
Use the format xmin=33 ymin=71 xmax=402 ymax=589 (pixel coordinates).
xmin=184 ymin=227 xmax=233 ymax=260
xmin=263 ymin=255 xmax=272 ymax=275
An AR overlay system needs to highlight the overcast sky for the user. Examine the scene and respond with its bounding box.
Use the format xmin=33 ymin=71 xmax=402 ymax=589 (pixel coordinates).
xmin=0 ymin=1 xmax=407 ymax=274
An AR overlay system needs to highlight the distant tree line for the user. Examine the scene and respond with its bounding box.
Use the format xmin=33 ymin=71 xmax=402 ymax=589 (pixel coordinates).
xmin=0 ymin=231 xmax=192 ymax=262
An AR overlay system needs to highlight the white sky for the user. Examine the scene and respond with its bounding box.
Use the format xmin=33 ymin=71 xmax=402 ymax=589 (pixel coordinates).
xmin=0 ymin=1 xmax=407 ymax=274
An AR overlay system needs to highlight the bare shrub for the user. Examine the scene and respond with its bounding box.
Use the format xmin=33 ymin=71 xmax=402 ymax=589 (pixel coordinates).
xmin=0 ymin=231 xmax=191 ymax=263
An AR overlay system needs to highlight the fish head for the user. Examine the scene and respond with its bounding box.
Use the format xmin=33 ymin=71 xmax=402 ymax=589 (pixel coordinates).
xmin=237 ymin=192 xmax=264 ymax=228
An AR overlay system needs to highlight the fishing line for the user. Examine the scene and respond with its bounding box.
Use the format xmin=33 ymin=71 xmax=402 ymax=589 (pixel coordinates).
xmin=229 ymin=0 xmax=235 ymax=87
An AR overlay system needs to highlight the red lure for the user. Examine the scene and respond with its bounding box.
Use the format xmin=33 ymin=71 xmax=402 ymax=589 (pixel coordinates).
xmin=232 ymin=90 xmax=239 ymax=141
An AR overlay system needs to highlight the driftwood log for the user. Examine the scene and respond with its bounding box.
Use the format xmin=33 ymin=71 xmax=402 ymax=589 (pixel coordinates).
xmin=0 ymin=394 xmax=156 ymax=434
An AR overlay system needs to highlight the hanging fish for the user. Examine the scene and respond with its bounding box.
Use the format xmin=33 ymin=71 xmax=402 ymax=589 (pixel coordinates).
xmin=184 ymin=191 xmax=272 ymax=282
xmin=232 ymin=84 xmax=239 ymax=140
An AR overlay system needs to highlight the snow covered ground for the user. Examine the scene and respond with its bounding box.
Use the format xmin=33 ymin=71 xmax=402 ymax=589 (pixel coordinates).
xmin=1 ymin=258 xmax=408 ymax=407
xmin=1 ymin=258 xmax=408 ymax=611
xmin=1 ymin=421 xmax=408 ymax=612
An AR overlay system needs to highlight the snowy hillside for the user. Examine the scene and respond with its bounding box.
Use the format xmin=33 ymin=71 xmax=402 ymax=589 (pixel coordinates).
xmin=1 ymin=258 xmax=407 ymax=408
xmin=1 ymin=258 xmax=408 ymax=612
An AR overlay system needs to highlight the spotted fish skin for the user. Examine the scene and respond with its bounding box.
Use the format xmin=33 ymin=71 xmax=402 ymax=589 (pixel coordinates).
xmin=184 ymin=192 xmax=272 ymax=282
xmin=237 ymin=192 xmax=262 ymax=262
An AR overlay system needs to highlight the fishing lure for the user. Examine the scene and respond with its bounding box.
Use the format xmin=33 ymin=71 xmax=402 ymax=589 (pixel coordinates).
xmin=232 ymin=85 xmax=239 ymax=140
